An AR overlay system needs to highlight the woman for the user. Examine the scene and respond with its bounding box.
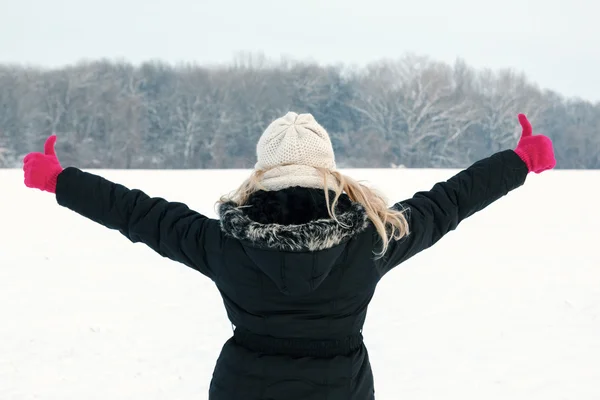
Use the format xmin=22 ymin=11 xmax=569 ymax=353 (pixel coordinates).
xmin=22 ymin=112 xmax=555 ymax=399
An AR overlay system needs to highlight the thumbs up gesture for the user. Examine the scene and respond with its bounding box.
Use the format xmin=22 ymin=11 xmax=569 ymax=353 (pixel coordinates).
xmin=23 ymin=135 xmax=64 ymax=193
xmin=514 ymin=114 xmax=556 ymax=174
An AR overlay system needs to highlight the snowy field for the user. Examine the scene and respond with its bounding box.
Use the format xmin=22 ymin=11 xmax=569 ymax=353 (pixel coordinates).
xmin=1 ymin=167 xmax=599 ymax=400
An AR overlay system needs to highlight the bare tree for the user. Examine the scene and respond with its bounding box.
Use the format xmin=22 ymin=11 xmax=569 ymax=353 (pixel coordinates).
xmin=394 ymin=55 xmax=479 ymax=166
xmin=470 ymin=68 xmax=545 ymax=154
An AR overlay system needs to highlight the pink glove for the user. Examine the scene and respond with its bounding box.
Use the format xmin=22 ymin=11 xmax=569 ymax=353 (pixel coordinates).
xmin=514 ymin=114 xmax=556 ymax=174
xmin=23 ymin=135 xmax=63 ymax=193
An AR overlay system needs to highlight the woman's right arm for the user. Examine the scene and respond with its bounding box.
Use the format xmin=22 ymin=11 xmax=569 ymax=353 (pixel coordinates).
xmin=374 ymin=149 xmax=528 ymax=276
xmin=374 ymin=114 xmax=556 ymax=276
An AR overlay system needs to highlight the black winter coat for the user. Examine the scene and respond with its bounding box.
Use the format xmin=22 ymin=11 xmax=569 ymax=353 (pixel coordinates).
xmin=54 ymin=150 xmax=528 ymax=399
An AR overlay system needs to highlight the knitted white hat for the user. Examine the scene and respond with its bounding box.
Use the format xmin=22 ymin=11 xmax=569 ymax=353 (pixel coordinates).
xmin=255 ymin=112 xmax=336 ymax=191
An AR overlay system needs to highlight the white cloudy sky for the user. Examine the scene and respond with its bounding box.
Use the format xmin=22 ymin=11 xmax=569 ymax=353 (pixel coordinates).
xmin=2 ymin=0 xmax=598 ymax=102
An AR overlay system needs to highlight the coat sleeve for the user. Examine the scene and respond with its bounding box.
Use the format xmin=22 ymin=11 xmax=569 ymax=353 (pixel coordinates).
xmin=55 ymin=167 xmax=222 ymax=280
xmin=374 ymin=149 xmax=529 ymax=276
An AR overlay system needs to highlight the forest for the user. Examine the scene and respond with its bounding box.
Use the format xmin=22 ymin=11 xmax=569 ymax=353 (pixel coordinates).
xmin=1 ymin=53 xmax=598 ymax=169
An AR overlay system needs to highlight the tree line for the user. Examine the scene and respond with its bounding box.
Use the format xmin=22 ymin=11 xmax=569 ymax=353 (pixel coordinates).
xmin=1 ymin=53 xmax=598 ymax=169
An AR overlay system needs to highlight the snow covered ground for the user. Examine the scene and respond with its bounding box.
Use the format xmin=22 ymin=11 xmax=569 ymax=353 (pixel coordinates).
xmin=1 ymin=167 xmax=599 ymax=400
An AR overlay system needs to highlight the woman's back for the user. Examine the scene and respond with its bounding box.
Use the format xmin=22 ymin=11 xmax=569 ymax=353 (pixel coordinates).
xmin=210 ymin=187 xmax=381 ymax=399
xmin=216 ymin=186 xmax=379 ymax=339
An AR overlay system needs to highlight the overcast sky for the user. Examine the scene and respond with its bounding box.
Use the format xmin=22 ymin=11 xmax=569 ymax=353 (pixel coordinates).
xmin=2 ymin=0 xmax=598 ymax=102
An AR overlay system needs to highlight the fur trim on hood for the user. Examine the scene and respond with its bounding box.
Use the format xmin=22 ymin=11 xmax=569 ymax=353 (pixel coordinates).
xmin=218 ymin=187 xmax=370 ymax=252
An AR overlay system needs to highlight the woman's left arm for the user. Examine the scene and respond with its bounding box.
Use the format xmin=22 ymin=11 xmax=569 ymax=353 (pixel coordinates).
xmin=55 ymin=167 xmax=222 ymax=280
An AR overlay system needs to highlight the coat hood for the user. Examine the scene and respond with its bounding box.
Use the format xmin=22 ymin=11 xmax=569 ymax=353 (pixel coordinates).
xmin=218 ymin=187 xmax=370 ymax=295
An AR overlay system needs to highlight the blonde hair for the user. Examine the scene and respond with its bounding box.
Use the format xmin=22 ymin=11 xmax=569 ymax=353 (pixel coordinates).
xmin=218 ymin=167 xmax=410 ymax=258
